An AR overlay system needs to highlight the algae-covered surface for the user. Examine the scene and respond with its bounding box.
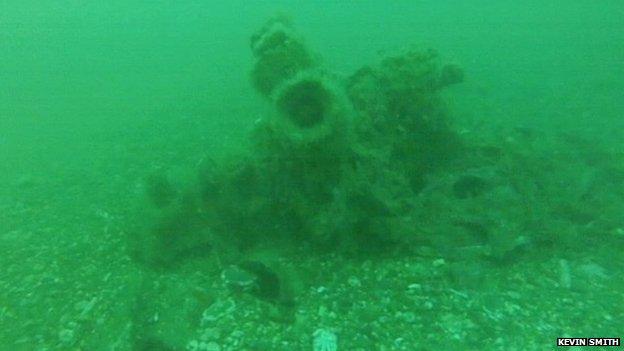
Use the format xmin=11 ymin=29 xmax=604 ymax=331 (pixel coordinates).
xmin=1 ymin=2 xmax=623 ymax=350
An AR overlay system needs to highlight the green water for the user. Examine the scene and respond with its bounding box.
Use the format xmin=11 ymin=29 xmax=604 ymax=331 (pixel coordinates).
xmin=1 ymin=2 xmax=623 ymax=350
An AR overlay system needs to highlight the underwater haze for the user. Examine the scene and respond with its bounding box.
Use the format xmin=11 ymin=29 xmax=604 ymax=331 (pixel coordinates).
xmin=1 ymin=1 xmax=623 ymax=350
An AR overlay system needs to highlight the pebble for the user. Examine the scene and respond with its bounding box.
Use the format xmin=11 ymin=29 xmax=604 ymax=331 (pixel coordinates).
xmin=393 ymin=337 xmax=404 ymax=347
xmin=402 ymin=311 xmax=417 ymax=323
xmin=205 ymin=341 xmax=221 ymax=351
xmin=58 ymin=328 xmax=74 ymax=344
xmin=187 ymin=340 xmax=199 ymax=351
xmin=407 ymin=283 xmax=421 ymax=291
xmin=200 ymin=327 xmax=220 ymax=341
xmin=348 ymin=276 xmax=362 ymax=287
xmin=432 ymin=258 xmax=446 ymax=267
xmin=187 ymin=340 xmax=222 ymax=351
xmin=316 ymin=286 xmax=329 ymax=294
xmin=559 ymin=259 xmax=572 ymax=289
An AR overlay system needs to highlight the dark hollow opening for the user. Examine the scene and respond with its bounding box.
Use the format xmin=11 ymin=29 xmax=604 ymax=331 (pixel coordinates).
xmin=277 ymin=80 xmax=331 ymax=129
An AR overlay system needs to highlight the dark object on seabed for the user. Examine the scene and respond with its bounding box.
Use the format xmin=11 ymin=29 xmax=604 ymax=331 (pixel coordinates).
xmin=224 ymin=261 xmax=296 ymax=305
xmin=132 ymin=337 xmax=176 ymax=351
xmin=221 ymin=260 xmax=296 ymax=324
xmin=452 ymin=175 xmax=490 ymax=199
xmin=145 ymin=173 xmax=178 ymax=208
xmin=129 ymin=194 xmax=213 ymax=270
xmin=438 ymin=63 xmax=464 ymax=88
xmin=237 ymin=261 xmax=284 ymax=302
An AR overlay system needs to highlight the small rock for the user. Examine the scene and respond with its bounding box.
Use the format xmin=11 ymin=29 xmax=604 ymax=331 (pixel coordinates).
xmin=348 ymin=276 xmax=361 ymax=287
xmin=407 ymin=283 xmax=421 ymax=291
xmin=559 ymin=259 xmax=572 ymax=289
xmin=402 ymin=311 xmax=416 ymax=323
xmin=393 ymin=337 xmax=405 ymax=348
xmin=316 ymin=286 xmax=329 ymax=294
xmin=432 ymin=258 xmax=446 ymax=267
xmin=221 ymin=265 xmax=257 ymax=291
xmin=186 ymin=340 xmax=199 ymax=351
xmin=578 ymin=263 xmax=608 ymax=280
xmin=313 ymin=328 xmax=337 ymax=351
xmin=58 ymin=329 xmax=74 ymax=344
xmin=200 ymin=327 xmax=220 ymax=341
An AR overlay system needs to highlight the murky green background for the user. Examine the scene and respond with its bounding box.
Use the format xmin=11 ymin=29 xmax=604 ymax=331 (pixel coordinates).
xmin=1 ymin=1 xmax=622 ymax=350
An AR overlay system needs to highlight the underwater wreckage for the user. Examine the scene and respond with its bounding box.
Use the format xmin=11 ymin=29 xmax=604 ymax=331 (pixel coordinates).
xmin=127 ymin=15 xmax=489 ymax=350
xmin=121 ymin=13 xmax=624 ymax=351
xmin=132 ymin=15 xmax=465 ymax=269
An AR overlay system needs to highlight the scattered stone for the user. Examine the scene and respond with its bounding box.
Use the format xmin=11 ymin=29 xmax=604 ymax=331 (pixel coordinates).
xmin=187 ymin=340 xmax=199 ymax=351
xmin=316 ymin=286 xmax=329 ymax=294
xmin=221 ymin=266 xmax=257 ymax=291
xmin=407 ymin=283 xmax=422 ymax=292
xmin=347 ymin=276 xmax=361 ymax=288
xmin=205 ymin=341 xmax=221 ymax=351
xmin=558 ymin=259 xmax=572 ymax=289
xmin=432 ymin=258 xmax=446 ymax=267
xmin=313 ymin=328 xmax=338 ymax=351
xmin=578 ymin=262 xmax=608 ymax=280
xmin=201 ymin=299 xmax=236 ymax=326
xmin=401 ymin=311 xmax=417 ymax=323
xmin=58 ymin=328 xmax=74 ymax=345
